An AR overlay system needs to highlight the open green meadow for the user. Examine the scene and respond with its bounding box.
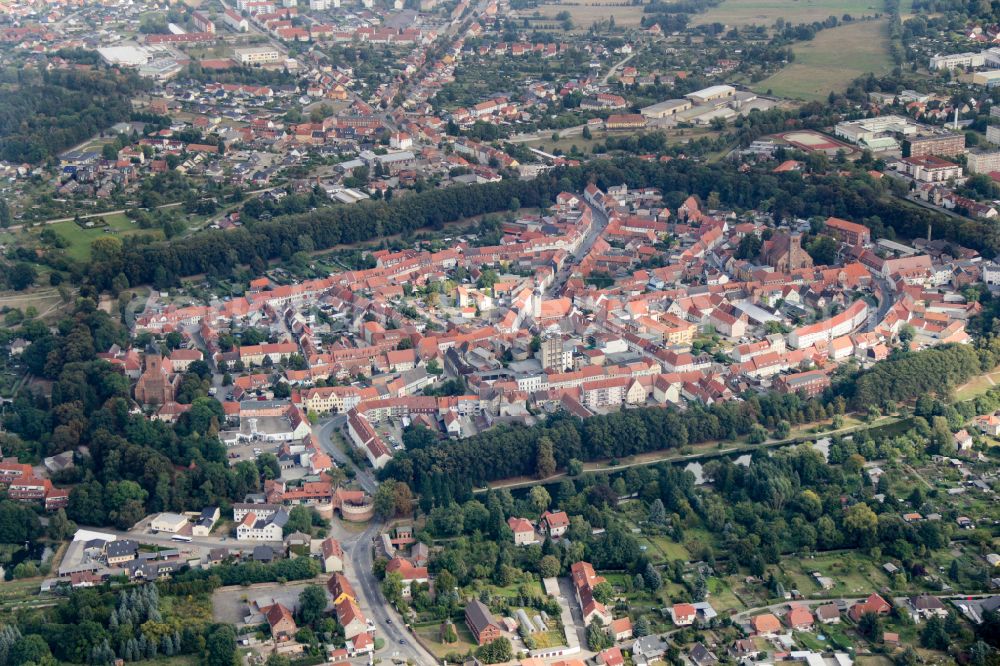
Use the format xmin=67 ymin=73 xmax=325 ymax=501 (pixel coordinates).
xmin=695 ymin=0 xmax=886 ymax=27
xmin=754 ymin=20 xmax=892 ymax=101
xmin=44 ymin=213 xmax=164 ymax=261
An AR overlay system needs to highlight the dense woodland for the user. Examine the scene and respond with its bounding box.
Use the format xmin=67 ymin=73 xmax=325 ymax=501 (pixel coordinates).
xmin=0 ymin=67 xmax=147 ymax=164
xmin=381 ymin=392 xmax=848 ymax=501
xmin=0 ymin=301 xmax=268 ymax=530
xmin=0 ymin=583 xmax=242 ymax=666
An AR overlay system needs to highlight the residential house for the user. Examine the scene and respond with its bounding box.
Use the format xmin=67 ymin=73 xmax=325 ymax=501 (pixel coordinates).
xmin=849 ymin=593 xmax=891 ymax=621
xmin=688 ymin=643 xmax=718 ymax=666
xmin=816 ymin=603 xmax=841 ymax=624
xmin=597 ymin=646 xmax=625 ymax=666
xmin=609 ymin=617 xmax=632 ymax=641
xmin=507 ymin=517 xmax=537 ymax=545
xmin=570 ymin=561 xmax=614 ymax=627
xmin=750 ymin=613 xmax=782 ymax=636
xmin=541 ymin=510 xmax=570 ymax=538
xmin=908 ymin=595 xmax=948 ymax=622
xmin=786 ymin=605 xmax=815 ymax=631
xmin=321 ymin=537 xmax=344 ymax=573
xmin=632 ymin=635 xmax=668 ymax=666
xmin=670 ymin=602 xmax=696 ymax=626
xmin=263 ymin=603 xmax=298 ymax=642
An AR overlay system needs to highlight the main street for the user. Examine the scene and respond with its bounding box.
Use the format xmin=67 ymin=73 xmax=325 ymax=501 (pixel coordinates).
xmin=314 ymin=418 xmax=438 ymax=664
xmin=545 ymin=201 xmax=611 ymax=298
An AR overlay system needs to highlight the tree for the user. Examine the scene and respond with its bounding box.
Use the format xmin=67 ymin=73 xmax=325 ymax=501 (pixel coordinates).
xmin=47 ymin=508 xmax=75 ymax=541
xmin=691 ymin=573 xmax=707 ymax=601
xmin=374 ymin=479 xmax=401 ymax=519
xmin=535 ymin=436 xmax=556 ymax=479
xmin=567 ymin=459 xmax=583 ymax=476
xmin=91 ymin=236 xmax=124 ymax=264
xmin=106 ymin=480 xmax=148 ymax=530
xmin=10 ymin=634 xmax=51 ymax=666
xmin=920 ymin=615 xmax=950 ymax=650
xmin=648 ymin=498 xmax=667 ymax=525
xmin=284 ymin=505 xmax=313 ymax=535
xmin=970 ymin=640 xmax=994 ymax=666
xmin=529 ymin=486 xmax=551 ymax=513
xmin=858 ymin=611 xmax=881 ymax=640
xmin=476 ymin=636 xmax=512 ymax=664
xmin=634 ymin=616 xmax=651 ymax=637
xmin=539 ymin=555 xmax=561 ymax=578
xmin=382 ymin=572 xmax=404 ymax=607
xmin=748 ymin=424 xmax=768 ymax=444
xmin=899 ymin=323 xmax=915 ymax=350
xmin=592 ymin=581 xmax=614 ymax=604
xmin=204 ymin=626 xmax=238 ymax=666
xmin=298 ymin=585 xmax=328 ymax=627
xmin=643 ymin=562 xmax=662 ymax=591
xmin=806 ymin=235 xmax=838 ymax=265
xmin=843 ymin=503 xmax=879 ymax=548
xmin=586 ymin=620 xmax=612 ymax=651
xmin=8 ymin=263 xmax=37 ymax=291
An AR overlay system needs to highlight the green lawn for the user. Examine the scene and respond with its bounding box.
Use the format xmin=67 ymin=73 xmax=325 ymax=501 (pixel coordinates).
xmin=650 ymin=536 xmax=691 ymax=562
xmin=775 ymin=552 xmax=889 ymax=598
xmin=695 ymin=0 xmax=886 ymax=26
xmin=415 ymin=621 xmax=478 ymax=659
xmin=754 ymin=20 xmax=893 ymax=101
xmin=45 ymin=213 xmax=164 ymax=261
xmin=955 ymin=370 xmax=1000 ymax=401
xmin=706 ymin=576 xmax=745 ymax=613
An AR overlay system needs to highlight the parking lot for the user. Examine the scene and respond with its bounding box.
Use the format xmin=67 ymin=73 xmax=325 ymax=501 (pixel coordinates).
xmin=212 ymin=580 xmax=316 ymax=625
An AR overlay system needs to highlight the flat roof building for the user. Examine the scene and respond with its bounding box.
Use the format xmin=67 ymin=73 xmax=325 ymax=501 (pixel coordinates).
xmin=641 ymin=99 xmax=692 ymax=119
xmin=685 ymin=84 xmax=736 ymax=105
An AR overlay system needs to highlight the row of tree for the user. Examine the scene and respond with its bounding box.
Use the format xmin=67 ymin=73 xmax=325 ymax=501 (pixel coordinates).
xmin=381 ymin=392 xmax=845 ymax=496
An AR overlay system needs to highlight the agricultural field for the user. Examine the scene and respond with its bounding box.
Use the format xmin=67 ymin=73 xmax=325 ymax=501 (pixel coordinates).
xmin=536 ymin=3 xmax=645 ymax=29
xmin=694 ymin=0 xmax=886 ymax=27
xmin=754 ymin=20 xmax=892 ymax=101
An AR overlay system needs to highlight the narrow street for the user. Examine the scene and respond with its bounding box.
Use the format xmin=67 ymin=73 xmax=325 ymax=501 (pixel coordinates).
xmin=545 ymin=202 xmax=611 ymax=298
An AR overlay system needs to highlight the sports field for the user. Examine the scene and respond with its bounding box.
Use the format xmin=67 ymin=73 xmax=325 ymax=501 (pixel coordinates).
xmin=695 ymin=0 xmax=884 ymax=27
xmin=778 ymin=129 xmax=856 ymax=155
xmin=753 ymin=20 xmax=892 ymax=101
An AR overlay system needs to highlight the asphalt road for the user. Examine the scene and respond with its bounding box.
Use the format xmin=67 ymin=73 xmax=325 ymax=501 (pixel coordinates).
xmin=314 ymin=418 xmax=437 ymax=663
xmin=316 ymin=417 xmax=377 ymax=494
xmin=327 ymin=512 xmax=437 ymax=664
xmin=545 ymin=202 xmax=611 ymax=298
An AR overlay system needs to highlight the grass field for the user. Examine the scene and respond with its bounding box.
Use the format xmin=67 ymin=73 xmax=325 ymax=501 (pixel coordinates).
xmin=415 ymin=621 xmax=479 ymax=659
xmin=44 ymin=213 xmax=164 ymax=261
xmin=753 ymin=20 xmax=892 ymax=101
xmin=536 ymin=3 xmax=645 ymax=28
xmin=695 ymin=0 xmax=885 ymax=26
xmin=955 ymin=369 xmax=1000 ymax=400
